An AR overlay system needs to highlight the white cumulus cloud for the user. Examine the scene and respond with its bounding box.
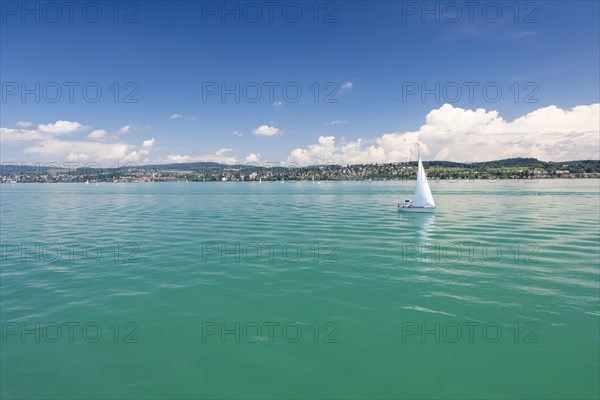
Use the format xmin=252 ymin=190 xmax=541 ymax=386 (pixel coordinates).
xmin=117 ymin=125 xmax=131 ymax=135
xmin=1 ymin=120 xmax=89 ymax=142
xmin=1 ymin=127 xmax=46 ymax=142
xmin=245 ymin=153 xmax=261 ymax=163
xmin=2 ymin=119 xmax=157 ymax=165
xmin=162 ymin=148 xmax=237 ymax=164
xmin=16 ymin=121 xmax=32 ymax=128
xmin=37 ymin=120 xmax=88 ymax=135
xmin=24 ymin=138 xmax=156 ymax=164
xmin=88 ymin=130 xmax=108 ymax=140
xmin=252 ymin=125 xmax=281 ymax=137
xmin=287 ymin=103 xmax=600 ymax=165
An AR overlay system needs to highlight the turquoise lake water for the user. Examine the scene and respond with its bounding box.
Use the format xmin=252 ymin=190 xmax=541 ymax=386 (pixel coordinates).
xmin=1 ymin=180 xmax=599 ymax=399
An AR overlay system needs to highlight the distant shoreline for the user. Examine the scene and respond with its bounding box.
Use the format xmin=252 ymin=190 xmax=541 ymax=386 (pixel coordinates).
xmin=1 ymin=158 xmax=599 ymax=183
xmin=2 ymin=177 xmax=599 ymax=185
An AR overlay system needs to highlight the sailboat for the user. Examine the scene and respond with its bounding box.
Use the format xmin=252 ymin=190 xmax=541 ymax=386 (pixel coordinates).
xmin=398 ymin=152 xmax=436 ymax=213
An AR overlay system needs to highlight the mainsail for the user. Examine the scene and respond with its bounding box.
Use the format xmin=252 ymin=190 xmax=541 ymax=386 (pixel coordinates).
xmin=411 ymin=156 xmax=435 ymax=208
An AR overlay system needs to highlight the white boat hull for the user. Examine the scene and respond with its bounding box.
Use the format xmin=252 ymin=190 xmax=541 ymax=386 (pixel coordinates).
xmin=398 ymin=207 xmax=436 ymax=213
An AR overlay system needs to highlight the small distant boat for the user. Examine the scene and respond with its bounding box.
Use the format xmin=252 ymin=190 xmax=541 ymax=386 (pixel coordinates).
xmin=259 ymin=177 xmax=262 ymax=183
xmin=312 ymin=175 xmax=316 ymax=184
xmin=399 ymin=152 xmax=436 ymax=213
xmin=85 ymin=180 xmax=89 ymax=185
xmin=9 ymin=179 xmax=17 ymax=185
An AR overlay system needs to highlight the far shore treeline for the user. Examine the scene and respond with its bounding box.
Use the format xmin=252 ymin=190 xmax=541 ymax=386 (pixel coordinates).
xmin=1 ymin=158 xmax=599 ymax=183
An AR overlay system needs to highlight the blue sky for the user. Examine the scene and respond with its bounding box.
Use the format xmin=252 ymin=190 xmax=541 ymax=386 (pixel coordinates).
xmin=1 ymin=1 xmax=599 ymax=165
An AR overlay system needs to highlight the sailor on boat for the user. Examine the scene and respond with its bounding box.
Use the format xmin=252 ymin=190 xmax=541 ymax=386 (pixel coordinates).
xmin=398 ymin=199 xmax=412 ymax=209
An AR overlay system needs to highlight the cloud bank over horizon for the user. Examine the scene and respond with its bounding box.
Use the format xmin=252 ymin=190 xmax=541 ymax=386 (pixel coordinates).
xmin=288 ymin=103 xmax=600 ymax=165
xmin=1 ymin=103 xmax=598 ymax=165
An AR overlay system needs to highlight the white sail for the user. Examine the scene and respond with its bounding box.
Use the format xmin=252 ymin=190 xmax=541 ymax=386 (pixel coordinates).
xmin=411 ymin=156 xmax=435 ymax=208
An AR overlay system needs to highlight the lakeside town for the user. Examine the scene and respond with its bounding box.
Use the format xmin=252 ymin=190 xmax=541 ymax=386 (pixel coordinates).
xmin=1 ymin=158 xmax=599 ymax=184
